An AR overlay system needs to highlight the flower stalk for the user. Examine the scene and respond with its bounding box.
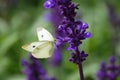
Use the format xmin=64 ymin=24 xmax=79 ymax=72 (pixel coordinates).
xmin=76 ymin=47 xmax=85 ymax=80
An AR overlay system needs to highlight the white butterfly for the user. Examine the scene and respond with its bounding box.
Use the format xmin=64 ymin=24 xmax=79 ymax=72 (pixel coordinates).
xmin=22 ymin=27 xmax=55 ymax=58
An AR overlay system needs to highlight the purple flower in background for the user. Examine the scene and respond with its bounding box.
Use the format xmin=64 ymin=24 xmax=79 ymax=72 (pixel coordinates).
xmin=22 ymin=54 xmax=56 ymax=80
xmin=106 ymin=2 xmax=120 ymax=27
xmin=50 ymin=49 xmax=62 ymax=66
xmin=44 ymin=0 xmax=92 ymax=64
xmin=50 ymin=6 xmax=62 ymax=35
xmin=106 ymin=2 xmax=120 ymax=54
xmin=48 ymin=4 xmax=63 ymax=67
xmin=97 ymin=56 xmax=120 ymax=80
xmin=44 ymin=0 xmax=92 ymax=80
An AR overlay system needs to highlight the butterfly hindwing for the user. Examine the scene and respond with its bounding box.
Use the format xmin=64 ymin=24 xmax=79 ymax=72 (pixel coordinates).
xmin=32 ymin=41 xmax=54 ymax=58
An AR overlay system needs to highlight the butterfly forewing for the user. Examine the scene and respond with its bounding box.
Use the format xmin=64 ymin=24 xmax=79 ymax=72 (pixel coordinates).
xmin=32 ymin=42 xmax=54 ymax=58
xmin=37 ymin=27 xmax=54 ymax=41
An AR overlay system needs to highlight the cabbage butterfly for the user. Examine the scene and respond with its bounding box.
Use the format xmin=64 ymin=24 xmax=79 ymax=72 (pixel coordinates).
xmin=22 ymin=27 xmax=55 ymax=58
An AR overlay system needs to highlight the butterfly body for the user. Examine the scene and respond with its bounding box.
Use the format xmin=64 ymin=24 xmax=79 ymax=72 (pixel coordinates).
xmin=22 ymin=27 xmax=55 ymax=58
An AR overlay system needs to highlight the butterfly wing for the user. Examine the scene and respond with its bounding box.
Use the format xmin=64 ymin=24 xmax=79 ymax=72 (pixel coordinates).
xmin=32 ymin=42 xmax=54 ymax=58
xmin=37 ymin=27 xmax=54 ymax=41
xmin=22 ymin=27 xmax=55 ymax=58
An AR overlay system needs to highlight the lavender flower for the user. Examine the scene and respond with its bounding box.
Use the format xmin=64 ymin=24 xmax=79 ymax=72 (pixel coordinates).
xmin=107 ymin=2 xmax=120 ymax=27
xmin=97 ymin=56 xmax=120 ymax=80
xmin=44 ymin=0 xmax=92 ymax=79
xmin=48 ymin=5 xmax=63 ymax=67
xmin=106 ymin=2 xmax=120 ymax=54
xmin=22 ymin=54 xmax=56 ymax=80
xmin=44 ymin=0 xmax=55 ymax=9
xmin=44 ymin=0 xmax=92 ymax=64
xmin=50 ymin=49 xmax=62 ymax=67
xmin=69 ymin=51 xmax=88 ymax=64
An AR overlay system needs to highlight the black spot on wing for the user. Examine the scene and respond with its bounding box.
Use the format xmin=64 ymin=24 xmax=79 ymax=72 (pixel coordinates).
xmin=32 ymin=45 xmax=36 ymax=48
xmin=41 ymin=35 xmax=43 ymax=38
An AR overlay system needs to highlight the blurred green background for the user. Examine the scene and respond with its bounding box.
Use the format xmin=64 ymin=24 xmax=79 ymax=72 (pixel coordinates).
xmin=0 ymin=0 xmax=120 ymax=80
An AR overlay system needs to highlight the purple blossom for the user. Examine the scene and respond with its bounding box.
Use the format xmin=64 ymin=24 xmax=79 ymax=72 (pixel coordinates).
xmin=44 ymin=0 xmax=92 ymax=64
xmin=107 ymin=2 xmax=120 ymax=27
xmin=97 ymin=56 xmax=120 ymax=80
xmin=69 ymin=51 xmax=88 ymax=64
xmin=48 ymin=4 xmax=63 ymax=67
xmin=44 ymin=0 xmax=92 ymax=79
xmin=21 ymin=54 xmax=56 ymax=80
xmin=44 ymin=0 xmax=55 ymax=9
xmin=55 ymin=1 xmax=90 ymax=51
xmin=106 ymin=2 xmax=120 ymax=55
xmin=50 ymin=49 xmax=62 ymax=67
xmin=50 ymin=6 xmax=62 ymax=35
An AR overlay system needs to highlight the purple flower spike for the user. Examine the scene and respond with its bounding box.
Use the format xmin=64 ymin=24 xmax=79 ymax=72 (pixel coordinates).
xmin=21 ymin=54 xmax=56 ymax=80
xmin=69 ymin=51 xmax=88 ymax=64
xmin=97 ymin=56 xmax=120 ymax=80
xmin=44 ymin=0 xmax=55 ymax=9
xmin=44 ymin=0 xmax=92 ymax=80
